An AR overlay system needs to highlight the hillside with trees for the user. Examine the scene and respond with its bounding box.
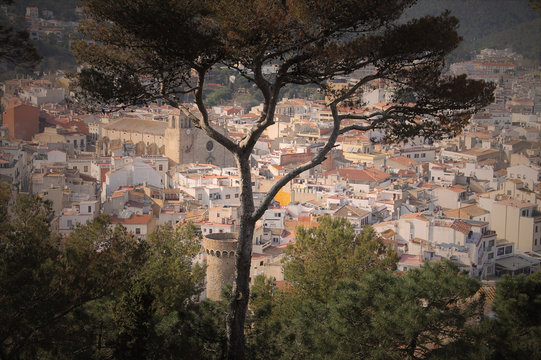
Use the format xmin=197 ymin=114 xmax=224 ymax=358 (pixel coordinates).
xmin=408 ymin=0 xmax=541 ymax=62
xmin=1 ymin=0 xmax=539 ymax=78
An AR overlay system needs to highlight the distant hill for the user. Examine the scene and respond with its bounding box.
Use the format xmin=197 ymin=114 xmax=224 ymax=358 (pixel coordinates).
xmin=1 ymin=0 xmax=539 ymax=76
xmin=406 ymin=0 xmax=541 ymax=62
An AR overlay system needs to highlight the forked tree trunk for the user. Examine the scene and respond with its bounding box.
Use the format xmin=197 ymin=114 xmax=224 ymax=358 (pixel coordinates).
xmin=226 ymin=152 xmax=256 ymax=360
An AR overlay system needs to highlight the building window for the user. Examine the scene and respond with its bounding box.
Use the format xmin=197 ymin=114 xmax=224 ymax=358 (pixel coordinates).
xmin=235 ymin=194 xmax=239 ymax=198
xmin=505 ymin=246 xmax=512 ymax=254
xmin=497 ymin=247 xmax=504 ymax=256
xmin=226 ymin=194 xmax=230 ymax=199
xmin=67 ymin=220 xmax=72 ymax=227
xmin=414 ymin=154 xmax=419 ymax=158
xmin=209 ymin=229 xmax=213 ymax=234
xmin=135 ymin=228 xmax=141 ymax=234
xmin=88 ymin=206 xmax=92 ymax=213
xmin=198 ymin=194 xmax=202 ymax=200
xmin=488 ymin=253 xmax=494 ymax=260
xmin=421 ymin=153 xmax=426 ymax=158
xmin=159 ymin=165 xmax=163 ymax=171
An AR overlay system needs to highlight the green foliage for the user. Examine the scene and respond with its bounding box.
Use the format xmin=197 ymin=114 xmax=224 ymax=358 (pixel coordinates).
xmin=113 ymin=279 xmax=156 ymax=360
xmin=139 ymin=224 xmax=205 ymax=313
xmin=104 ymin=224 xmax=224 ymax=360
xmin=320 ymin=263 xmax=483 ymax=360
xmin=205 ymin=86 xmax=234 ymax=107
xmin=5 ymin=190 xmax=541 ymax=360
xmin=485 ymin=272 xmax=541 ymax=360
xmin=0 ymin=190 xmax=224 ymax=360
xmin=0 ymin=191 xmax=146 ymax=360
xmin=283 ymin=217 xmax=398 ymax=302
xmin=247 ymin=218 xmax=399 ymax=359
xmin=248 ymin=261 xmax=484 ymax=360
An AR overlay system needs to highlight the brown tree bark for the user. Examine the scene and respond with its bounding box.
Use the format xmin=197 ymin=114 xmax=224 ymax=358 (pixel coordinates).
xmin=226 ymin=152 xmax=255 ymax=360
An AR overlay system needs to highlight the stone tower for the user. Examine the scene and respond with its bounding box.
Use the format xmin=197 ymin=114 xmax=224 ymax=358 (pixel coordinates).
xmin=202 ymin=232 xmax=238 ymax=301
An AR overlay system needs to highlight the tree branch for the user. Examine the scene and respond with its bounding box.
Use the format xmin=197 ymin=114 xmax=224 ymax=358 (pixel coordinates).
xmin=238 ymin=60 xmax=280 ymax=153
xmin=252 ymin=101 xmax=347 ymax=221
xmin=328 ymin=73 xmax=381 ymax=107
xmin=193 ymin=69 xmax=240 ymax=153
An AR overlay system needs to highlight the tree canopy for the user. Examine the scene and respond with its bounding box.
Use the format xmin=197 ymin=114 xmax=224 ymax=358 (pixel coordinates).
xmin=283 ymin=217 xmax=398 ymax=302
xmin=248 ymin=259 xmax=485 ymax=360
xmin=74 ymin=0 xmax=494 ymax=144
xmin=0 ymin=187 xmax=221 ymax=360
xmin=485 ymin=272 xmax=541 ymax=360
xmin=73 ymin=1 xmax=495 ymax=358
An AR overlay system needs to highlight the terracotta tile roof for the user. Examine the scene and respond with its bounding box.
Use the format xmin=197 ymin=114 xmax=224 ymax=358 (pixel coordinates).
xmin=401 ymin=212 xmax=429 ymax=221
xmin=436 ymin=185 xmax=466 ymax=193
xmin=324 ymin=167 xmax=390 ymax=182
xmin=388 ymin=156 xmax=419 ymax=167
xmin=333 ymin=204 xmax=371 ymax=218
xmin=444 ymin=205 xmax=489 ymax=219
xmin=398 ymin=254 xmax=423 ymax=265
xmin=397 ymin=169 xmax=417 ymax=178
xmin=112 ymin=213 xmax=152 ymax=225
xmin=451 ymin=220 xmax=472 ymax=235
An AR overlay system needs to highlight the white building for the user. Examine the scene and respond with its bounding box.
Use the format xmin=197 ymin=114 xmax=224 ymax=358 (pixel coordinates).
xmin=58 ymin=200 xmax=99 ymax=235
xmin=262 ymin=207 xmax=287 ymax=229
xmin=102 ymin=160 xmax=164 ymax=201
xmin=506 ymin=164 xmax=541 ymax=190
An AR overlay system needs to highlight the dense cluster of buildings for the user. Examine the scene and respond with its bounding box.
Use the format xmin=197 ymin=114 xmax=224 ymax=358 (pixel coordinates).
xmin=1 ymin=47 xmax=541 ymax=299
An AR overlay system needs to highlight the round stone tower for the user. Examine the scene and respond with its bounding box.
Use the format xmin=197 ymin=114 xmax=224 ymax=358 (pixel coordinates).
xmin=202 ymin=232 xmax=237 ymax=301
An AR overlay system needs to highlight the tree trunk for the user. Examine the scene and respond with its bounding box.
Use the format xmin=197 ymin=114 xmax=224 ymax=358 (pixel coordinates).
xmin=226 ymin=153 xmax=255 ymax=360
